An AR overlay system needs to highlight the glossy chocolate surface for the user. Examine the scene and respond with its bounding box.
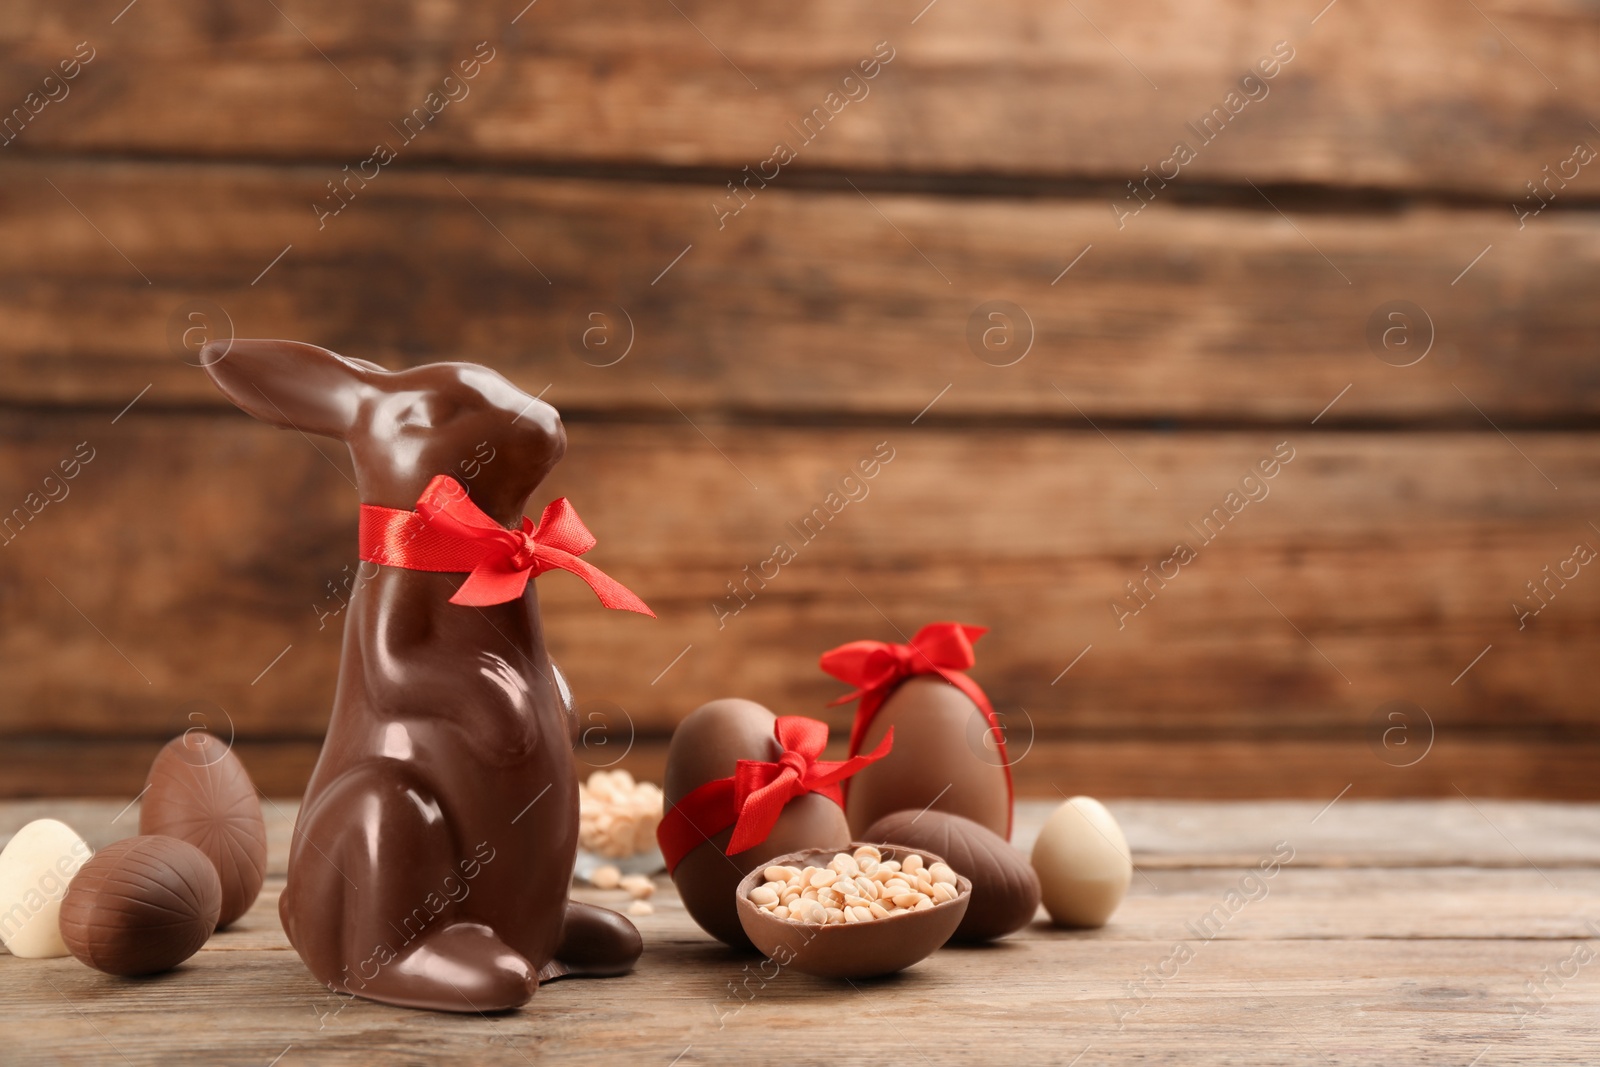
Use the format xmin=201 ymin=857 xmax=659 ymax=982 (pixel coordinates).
xmin=864 ymin=809 xmax=1040 ymax=941
xmin=845 ymin=676 xmax=1011 ymax=840
xmin=201 ymin=339 xmax=641 ymax=1012
xmin=664 ymin=699 xmax=852 ymax=950
xmin=140 ymin=731 xmax=267 ymax=929
xmin=59 ymin=836 xmax=221 ymax=976
xmin=734 ymin=843 xmax=971 ymax=979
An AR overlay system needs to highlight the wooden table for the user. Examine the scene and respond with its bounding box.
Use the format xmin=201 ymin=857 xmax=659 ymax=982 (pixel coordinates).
xmin=3 ymin=799 xmax=1597 ymax=1065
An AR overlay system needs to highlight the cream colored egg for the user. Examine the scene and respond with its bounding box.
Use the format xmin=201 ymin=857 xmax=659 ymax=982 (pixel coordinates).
xmin=1031 ymin=796 xmax=1131 ymax=928
xmin=0 ymin=818 xmax=94 ymax=958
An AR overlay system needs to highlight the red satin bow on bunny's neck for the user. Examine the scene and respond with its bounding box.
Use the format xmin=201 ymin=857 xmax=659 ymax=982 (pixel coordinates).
xmin=820 ymin=621 xmax=1012 ymax=835
xmin=655 ymin=717 xmax=894 ymax=875
xmin=358 ymin=474 xmax=654 ymax=613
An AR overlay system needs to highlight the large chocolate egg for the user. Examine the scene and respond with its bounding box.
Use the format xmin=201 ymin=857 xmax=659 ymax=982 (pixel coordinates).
xmin=59 ymin=836 xmax=222 ymax=976
xmin=664 ymin=699 xmax=851 ymax=949
xmin=864 ymin=809 xmax=1039 ymax=942
xmin=845 ymin=677 xmax=1010 ymax=840
xmin=140 ymin=731 xmax=267 ymax=929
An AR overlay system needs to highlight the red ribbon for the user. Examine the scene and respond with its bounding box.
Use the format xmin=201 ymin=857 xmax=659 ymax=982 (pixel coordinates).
xmin=819 ymin=621 xmax=1013 ymax=837
xmin=358 ymin=474 xmax=654 ymax=614
xmin=656 ymin=716 xmax=893 ymax=874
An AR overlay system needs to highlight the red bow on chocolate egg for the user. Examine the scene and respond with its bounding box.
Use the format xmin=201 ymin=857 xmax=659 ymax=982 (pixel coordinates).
xmin=358 ymin=474 xmax=653 ymax=613
xmin=820 ymin=621 xmax=1012 ymax=829
xmin=656 ymin=717 xmax=893 ymax=873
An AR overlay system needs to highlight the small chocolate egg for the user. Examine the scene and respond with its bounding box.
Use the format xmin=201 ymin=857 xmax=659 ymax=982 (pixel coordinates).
xmin=845 ymin=676 xmax=1010 ymax=840
xmin=59 ymin=836 xmax=222 ymax=975
xmin=1031 ymin=795 xmax=1131 ymax=928
xmin=864 ymin=809 xmax=1040 ymax=941
xmin=663 ymin=699 xmax=851 ymax=949
xmin=0 ymin=818 xmax=93 ymax=958
xmin=140 ymin=731 xmax=267 ymax=929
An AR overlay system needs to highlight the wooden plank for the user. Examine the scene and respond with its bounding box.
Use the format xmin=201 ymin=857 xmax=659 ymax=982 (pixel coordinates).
xmin=5 ymin=734 xmax=1600 ymax=801
xmin=1006 ymin=739 xmax=1600 ymax=805
xmin=13 ymin=798 xmax=1600 ymax=878
xmin=0 ymin=799 xmax=301 ymax=877
xmin=108 ymin=866 xmax=1600 ymax=948
xmin=5 ymin=799 xmax=1599 ymax=1062
xmin=0 ymin=738 xmax=324 ymax=805
xmin=6 ymin=939 xmax=1598 ymax=1064
xmin=1109 ymin=867 xmax=1600 ymax=940
xmin=3 ymin=414 xmax=1599 ymax=743
xmin=3 ymin=159 xmax=1600 ymax=420
xmin=0 ymin=0 xmax=1594 ymax=196
xmin=1076 ymin=799 xmax=1600 ymax=870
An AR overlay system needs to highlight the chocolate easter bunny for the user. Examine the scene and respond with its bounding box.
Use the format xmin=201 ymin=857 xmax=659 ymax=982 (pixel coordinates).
xmin=202 ymin=339 xmax=649 ymax=1012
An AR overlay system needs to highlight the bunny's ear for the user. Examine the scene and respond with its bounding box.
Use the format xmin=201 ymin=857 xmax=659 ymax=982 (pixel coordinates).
xmin=201 ymin=339 xmax=378 ymax=440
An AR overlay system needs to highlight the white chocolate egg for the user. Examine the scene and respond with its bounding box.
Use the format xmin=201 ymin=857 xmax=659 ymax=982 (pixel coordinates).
xmin=1030 ymin=796 xmax=1131 ymax=928
xmin=0 ymin=818 xmax=94 ymax=958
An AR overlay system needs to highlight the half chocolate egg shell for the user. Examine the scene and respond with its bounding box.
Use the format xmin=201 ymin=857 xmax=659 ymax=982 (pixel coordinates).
xmin=735 ymin=843 xmax=971 ymax=979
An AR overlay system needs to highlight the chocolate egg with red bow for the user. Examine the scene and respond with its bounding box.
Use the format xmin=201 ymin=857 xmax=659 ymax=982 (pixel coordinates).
xmin=827 ymin=623 xmax=1012 ymax=841
xmin=661 ymin=700 xmax=854 ymax=949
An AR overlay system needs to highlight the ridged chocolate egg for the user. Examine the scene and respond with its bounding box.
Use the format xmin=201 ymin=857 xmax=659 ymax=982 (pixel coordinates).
xmin=140 ymin=731 xmax=266 ymax=929
xmin=864 ymin=809 xmax=1040 ymax=941
xmin=845 ymin=677 xmax=1011 ymax=840
xmin=663 ymin=699 xmax=851 ymax=949
xmin=59 ymin=836 xmax=222 ymax=975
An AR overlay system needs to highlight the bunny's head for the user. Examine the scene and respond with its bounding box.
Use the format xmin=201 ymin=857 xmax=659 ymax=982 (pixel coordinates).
xmin=201 ymin=339 xmax=563 ymax=523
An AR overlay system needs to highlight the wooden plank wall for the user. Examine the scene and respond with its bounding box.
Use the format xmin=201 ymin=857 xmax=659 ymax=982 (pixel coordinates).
xmin=0 ymin=0 xmax=1596 ymax=797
